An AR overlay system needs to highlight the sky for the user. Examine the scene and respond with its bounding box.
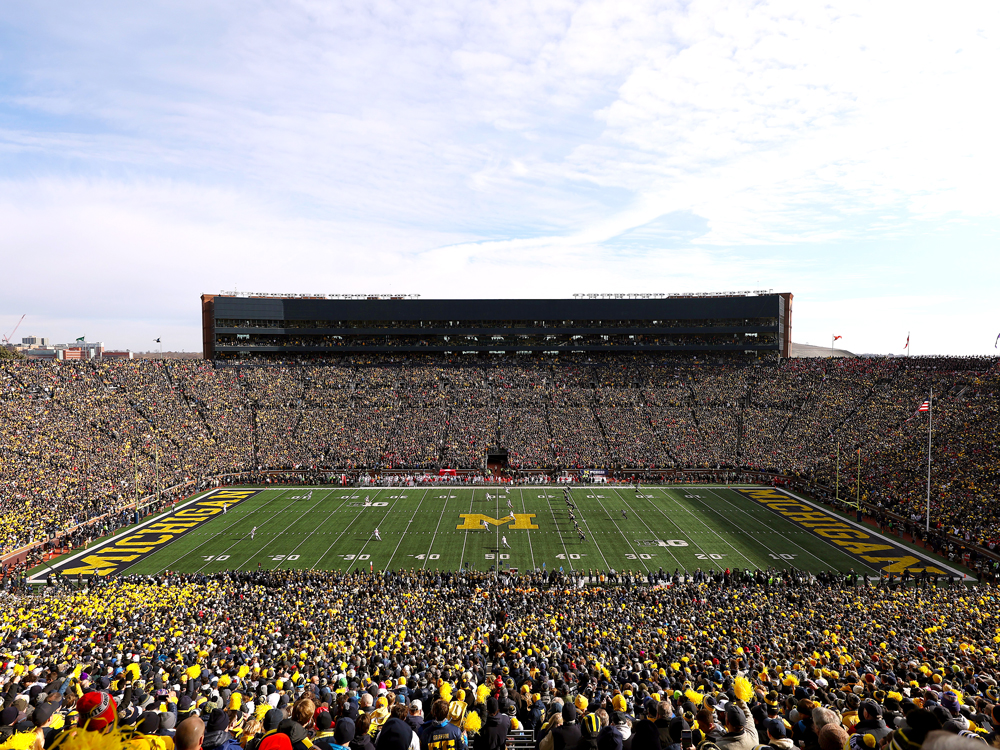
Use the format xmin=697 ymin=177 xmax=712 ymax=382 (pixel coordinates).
xmin=1 ymin=0 xmax=998 ymax=355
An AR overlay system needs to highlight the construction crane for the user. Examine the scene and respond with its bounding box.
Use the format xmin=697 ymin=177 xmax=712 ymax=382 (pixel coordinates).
xmin=2 ymin=314 xmax=26 ymax=345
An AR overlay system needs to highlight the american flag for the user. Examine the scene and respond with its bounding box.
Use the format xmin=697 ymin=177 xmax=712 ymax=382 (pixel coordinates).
xmin=917 ymin=399 xmax=930 ymax=412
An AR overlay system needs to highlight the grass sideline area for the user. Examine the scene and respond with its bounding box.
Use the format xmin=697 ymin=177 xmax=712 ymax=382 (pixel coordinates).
xmin=29 ymin=485 xmax=972 ymax=583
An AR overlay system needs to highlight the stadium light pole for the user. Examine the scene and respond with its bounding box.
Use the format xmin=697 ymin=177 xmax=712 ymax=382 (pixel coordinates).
xmin=856 ymin=448 xmax=860 ymax=508
xmin=926 ymin=388 xmax=933 ymax=532
xmin=835 ymin=442 xmax=840 ymax=502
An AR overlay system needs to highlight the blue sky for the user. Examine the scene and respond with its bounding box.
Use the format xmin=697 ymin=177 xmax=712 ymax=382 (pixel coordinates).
xmin=1 ymin=0 xmax=998 ymax=354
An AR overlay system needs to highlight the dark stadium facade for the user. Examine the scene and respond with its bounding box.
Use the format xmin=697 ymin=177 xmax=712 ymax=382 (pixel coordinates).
xmin=201 ymin=293 xmax=793 ymax=359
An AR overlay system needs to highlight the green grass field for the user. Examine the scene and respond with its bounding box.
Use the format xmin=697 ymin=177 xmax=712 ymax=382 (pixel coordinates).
xmin=32 ymin=485 xmax=971 ymax=581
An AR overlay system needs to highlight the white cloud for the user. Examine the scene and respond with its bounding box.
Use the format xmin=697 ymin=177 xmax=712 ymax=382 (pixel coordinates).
xmin=0 ymin=0 xmax=998 ymax=353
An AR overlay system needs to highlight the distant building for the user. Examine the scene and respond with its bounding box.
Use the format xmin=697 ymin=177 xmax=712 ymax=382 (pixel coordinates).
xmin=21 ymin=340 xmax=108 ymax=360
xmin=790 ymin=342 xmax=855 ymax=358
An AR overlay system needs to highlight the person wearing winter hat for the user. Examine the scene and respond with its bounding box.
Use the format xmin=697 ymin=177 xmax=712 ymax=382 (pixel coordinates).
xmin=313 ymin=711 xmax=339 ymax=750
xmin=277 ymin=717 xmax=313 ymax=750
xmin=76 ymin=691 xmax=119 ymax=733
xmin=160 ymin=711 xmax=178 ymax=738
xmin=855 ymin=702 xmax=890 ymax=743
xmin=260 ymin=734 xmax=294 ymax=750
xmin=203 ymin=708 xmax=241 ymax=750
xmin=376 ymin=717 xmax=415 ymax=750
xmin=715 ymin=702 xmax=757 ymax=750
xmin=474 ymin=697 xmax=507 ymax=750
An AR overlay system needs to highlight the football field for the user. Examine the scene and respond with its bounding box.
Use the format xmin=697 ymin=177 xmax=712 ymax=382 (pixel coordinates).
xmin=33 ymin=485 xmax=972 ymax=581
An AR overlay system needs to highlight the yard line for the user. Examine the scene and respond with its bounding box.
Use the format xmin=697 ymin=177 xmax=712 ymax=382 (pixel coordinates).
xmin=149 ymin=489 xmax=293 ymax=574
xmin=343 ymin=491 xmax=412 ymax=572
xmin=384 ymin=488 xmax=430 ymax=572
xmin=275 ymin=489 xmax=353 ymax=569
xmin=458 ymin=490 xmax=474 ymax=570
xmin=588 ymin=489 xmax=647 ymax=572
xmin=313 ymin=489 xmax=388 ymax=570
xmin=654 ymin=488 xmax=757 ymax=569
xmin=421 ymin=490 xmax=451 ymax=570
xmin=544 ymin=493 xmax=574 ymax=571
xmin=201 ymin=490 xmax=332 ymax=572
xmin=703 ymin=487 xmax=881 ymax=574
xmin=571 ymin=489 xmax=612 ymax=572
xmin=612 ymin=486 xmax=712 ymax=566
xmin=518 ymin=487 xmax=536 ymax=571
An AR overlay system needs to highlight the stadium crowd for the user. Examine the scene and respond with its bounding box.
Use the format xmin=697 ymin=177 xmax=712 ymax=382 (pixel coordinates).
xmin=0 ymin=569 xmax=998 ymax=750
xmin=2 ymin=355 xmax=1000 ymax=560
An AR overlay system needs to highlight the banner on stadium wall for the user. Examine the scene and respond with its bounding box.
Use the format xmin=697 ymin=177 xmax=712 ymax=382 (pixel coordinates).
xmin=439 ymin=468 xmax=457 ymax=476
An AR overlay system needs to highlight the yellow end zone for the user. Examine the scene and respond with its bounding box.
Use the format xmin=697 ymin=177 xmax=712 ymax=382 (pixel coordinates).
xmin=737 ymin=487 xmax=952 ymax=576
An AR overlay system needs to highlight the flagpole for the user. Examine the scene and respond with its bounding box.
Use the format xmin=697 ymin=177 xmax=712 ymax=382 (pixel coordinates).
xmin=925 ymin=388 xmax=932 ymax=532
xmin=856 ymin=448 xmax=861 ymax=508
xmin=835 ymin=441 xmax=840 ymax=502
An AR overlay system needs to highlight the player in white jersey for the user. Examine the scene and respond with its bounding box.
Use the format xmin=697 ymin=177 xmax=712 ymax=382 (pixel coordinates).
xmin=373 ymin=527 xmax=381 ymax=541
xmin=507 ymin=498 xmax=514 ymax=511
xmin=250 ymin=526 xmax=256 ymax=540
xmin=364 ymin=496 xmax=372 ymax=507
xmin=481 ymin=519 xmax=490 ymax=531
xmin=501 ymin=535 xmax=511 ymax=549
xmin=222 ymin=503 xmax=227 ymax=514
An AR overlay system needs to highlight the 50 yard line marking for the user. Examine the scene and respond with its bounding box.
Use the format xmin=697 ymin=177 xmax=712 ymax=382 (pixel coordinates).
xmin=384 ymin=488 xmax=430 ymax=572
xmin=458 ymin=490 xmax=475 ymax=570
xmin=518 ymin=487 xmax=536 ymax=570
xmin=313 ymin=488 xmax=388 ymax=570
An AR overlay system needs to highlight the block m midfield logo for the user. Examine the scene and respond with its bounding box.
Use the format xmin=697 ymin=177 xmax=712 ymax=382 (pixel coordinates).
xmin=456 ymin=513 xmax=538 ymax=530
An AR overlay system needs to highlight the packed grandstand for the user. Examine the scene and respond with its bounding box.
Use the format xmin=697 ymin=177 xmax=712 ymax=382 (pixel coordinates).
xmin=2 ymin=351 xmax=1000 ymax=750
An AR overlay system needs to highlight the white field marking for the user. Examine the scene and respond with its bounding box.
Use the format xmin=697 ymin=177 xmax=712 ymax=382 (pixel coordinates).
xmin=150 ymin=489 xmax=295 ymax=575
xmin=458 ymin=490 xmax=474 ymax=570
xmin=422 ymin=490 xmax=451 ymax=571
xmin=201 ymin=490 xmax=332 ymax=572
xmin=341 ymin=491 xmax=412 ymax=571
xmin=544 ymin=492 xmax=574 ymax=571
xmin=313 ymin=488 xmax=390 ymax=570
xmin=275 ymin=489 xmax=356 ymax=570
xmin=29 ymin=487 xmax=233 ymax=583
xmin=700 ymin=487 xmax=875 ymax=574
xmin=518 ymin=487 xmax=536 ymax=570
xmin=587 ymin=490 xmax=648 ymax=572
xmin=569 ymin=489 xmax=612 ymax=572
xmin=653 ymin=488 xmax=757 ymax=569
xmin=774 ymin=487 xmax=973 ymax=580
xmin=385 ymin=489 xmax=430 ymax=572
xmin=615 ymin=488 xmax=705 ymax=571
